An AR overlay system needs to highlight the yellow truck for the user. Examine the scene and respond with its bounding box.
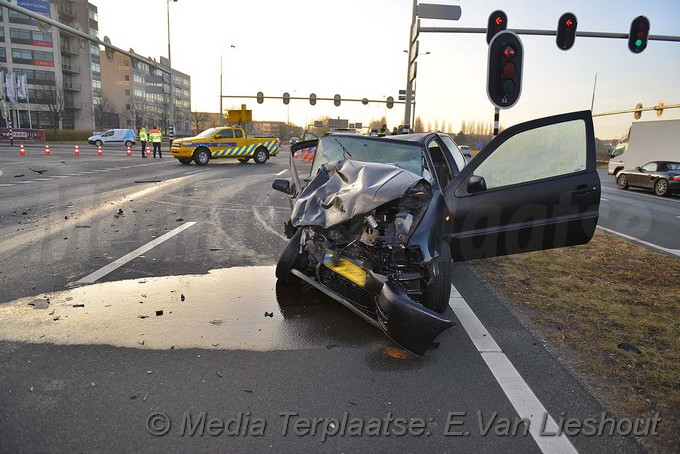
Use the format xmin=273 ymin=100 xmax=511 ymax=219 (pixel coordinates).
xmin=171 ymin=127 xmax=279 ymax=165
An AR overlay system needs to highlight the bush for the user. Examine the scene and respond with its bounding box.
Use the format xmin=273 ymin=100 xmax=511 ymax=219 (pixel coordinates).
xmin=44 ymin=129 xmax=92 ymax=142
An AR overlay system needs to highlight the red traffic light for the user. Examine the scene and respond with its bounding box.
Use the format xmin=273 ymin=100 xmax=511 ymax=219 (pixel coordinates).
xmin=503 ymin=46 xmax=516 ymax=59
xmin=556 ymin=12 xmax=578 ymax=50
xmin=486 ymin=10 xmax=508 ymax=44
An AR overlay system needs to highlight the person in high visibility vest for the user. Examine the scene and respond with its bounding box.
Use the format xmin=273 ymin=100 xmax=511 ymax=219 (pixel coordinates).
xmin=378 ymin=124 xmax=388 ymax=137
xmin=139 ymin=127 xmax=148 ymax=158
xmin=149 ymin=126 xmax=163 ymax=158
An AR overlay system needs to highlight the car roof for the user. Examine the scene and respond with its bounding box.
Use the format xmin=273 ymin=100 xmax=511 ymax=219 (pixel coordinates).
xmin=325 ymin=131 xmax=436 ymax=146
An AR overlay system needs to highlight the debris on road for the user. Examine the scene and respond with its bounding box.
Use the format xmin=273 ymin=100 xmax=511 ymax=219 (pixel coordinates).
xmin=209 ymin=248 xmax=223 ymax=251
xmin=209 ymin=320 xmax=223 ymax=325
xmin=29 ymin=167 xmax=48 ymax=175
xmin=155 ymin=310 xmax=163 ymax=316
xmin=72 ymin=304 xmax=85 ymax=308
xmin=264 ymin=312 xmax=273 ymax=318
xmin=138 ymin=315 xmax=148 ymax=319
xmin=176 ymin=218 xmax=184 ymax=222
xmin=216 ymin=372 xmax=223 ymax=378
xmin=14 ymin=174 xmax=25 ymax=178
xmin=180 ymin=294 xmax=185 ymax=302
xmin=28 ymin=298 xmax=50 ymax=309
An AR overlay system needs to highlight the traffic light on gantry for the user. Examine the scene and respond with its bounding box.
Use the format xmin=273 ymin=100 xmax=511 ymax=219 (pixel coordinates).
xmin=556 ymin=13 xmax=577 ymax=50
xmin=487 ymin=31 xmax=524 ymax=109
xmin=486 ymin=10 xmax=507 ymax=44
xmin=628 ymin=16 xmax=650 ymax=53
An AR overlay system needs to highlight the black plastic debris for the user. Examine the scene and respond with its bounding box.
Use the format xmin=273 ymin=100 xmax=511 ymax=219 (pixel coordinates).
xmin=617 ymin=342 xmax=641 ymax=354
xmin=209 ymin=248 xmax=223 ymax=251
xmin=14 ymin=174 xmax=25 ymax=178
xmin=176 ymin=218 xmax=184 ymax=222
xmin=155 ymin=310 xmax=163 ymax=316
xmin=216 ymin=372 xmax=223 ymax=378
xmin=209 ymin=320 xmax=223 ymax=325
xmin=138 ymin=315 xmax=148 ymax=319
xmin=75 ymin=225 xmax=91 ymax=229
xmin=244 ymin=389 xmax=253 ymax=393
xmin=117 ymin=209 xmax=123 ymax=215
xmin=29 ymin=167 xmax=47 ymax=175
xmin=264 ymin=312 xmax=273 ymax=318
xmin=72 ymin=304 xmax=85 ymax=308
xmin=180 ymin=294 xmax=185 ymax=302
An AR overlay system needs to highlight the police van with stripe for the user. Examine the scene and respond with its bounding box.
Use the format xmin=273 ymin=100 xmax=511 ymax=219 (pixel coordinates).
xmin=171 ymin=127 xmax=279 ymax=165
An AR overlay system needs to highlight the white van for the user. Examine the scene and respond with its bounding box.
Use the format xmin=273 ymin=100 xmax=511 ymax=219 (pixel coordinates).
xmin=88 ymin=129 xmax=136 ymax=147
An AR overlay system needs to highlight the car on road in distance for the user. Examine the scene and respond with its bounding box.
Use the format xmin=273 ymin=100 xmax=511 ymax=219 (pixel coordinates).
xmin=289 ymin=137 xmax=298 ymax=146
xmin=459 ymin=145 xmax=472 ymax=158
xmin=615 ymin=161 xmax=680 ymax=196
xmin=88 ymin=129 xmax=136 ymax=147
xmin=272 ymin=110 xmax=601 ymax=356
xmin=171 ymin=126 xmax=279 ymax=165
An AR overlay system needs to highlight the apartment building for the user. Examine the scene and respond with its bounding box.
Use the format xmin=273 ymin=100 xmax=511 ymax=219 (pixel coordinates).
xmin=0 ymin=0 xmax=191 ymax=134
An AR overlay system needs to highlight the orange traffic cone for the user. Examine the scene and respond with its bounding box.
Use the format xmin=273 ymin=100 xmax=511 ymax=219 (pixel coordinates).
xmin=146 ymin=145 xmax=151 ymax=157
xmin=293 ymin=151 xmax=298 ymax=158
xmin=74 ymin=144 xmax=80 ymax=157
xmin=44 ymin=142 xmax=52 ymax=157
xmin=19 ymin=143 xmax=26 ymax=156
xmin=126 ymin=145 xmax=132 ymax=157
xmin=97 ymin=144 xmax=103 ymax=156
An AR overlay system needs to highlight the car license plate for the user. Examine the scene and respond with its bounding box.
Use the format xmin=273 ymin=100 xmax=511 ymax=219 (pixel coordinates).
xmin=323 ymin=252 xmax=367 ymax=287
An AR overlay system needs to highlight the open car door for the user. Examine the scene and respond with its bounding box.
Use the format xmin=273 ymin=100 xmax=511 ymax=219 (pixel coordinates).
xmin=444 ymin=110 xmax=600 ymax=261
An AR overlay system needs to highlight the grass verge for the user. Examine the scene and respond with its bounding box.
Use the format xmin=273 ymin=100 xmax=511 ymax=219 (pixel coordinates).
xmin=467 ymin=230 xmax=679 ymax=453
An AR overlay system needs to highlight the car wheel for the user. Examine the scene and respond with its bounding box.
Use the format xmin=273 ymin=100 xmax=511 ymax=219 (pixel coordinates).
xmin=95 ymin=140 xmax=103 ymax=147
xmin=178 ymin=158 xmax=192 ymax=165
xmin=420 ymin=241 xmax=452 ymax=314
xmin=654 ymin=178 xmax=669 ymax=196
xmin=253 ymin=147 xmax=269 ymax=164
xmin=276 ymin=228 xmax=305 ymax=284
xmin=238 ymin=158 xmax=250 ymax=164
xmin=193 ymin=148 xmax=210 ymax=166
xmin=616 ymin=173 xmax=629 ymax=190
xmin=124 ymin=140 xmax=133 ymax=147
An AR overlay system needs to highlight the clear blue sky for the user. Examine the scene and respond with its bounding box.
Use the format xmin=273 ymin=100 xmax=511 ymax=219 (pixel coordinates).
xmin=97 ymin=0 xmax=680 ymax=139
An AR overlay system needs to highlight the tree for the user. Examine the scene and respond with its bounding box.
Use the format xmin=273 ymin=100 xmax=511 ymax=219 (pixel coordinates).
xmin=129 ymin=102 xmax=153 ymax=131
xmin=414 ymin=116 xmax=424 ymax=133
xmin=35 ymin=83 xmax=69 ymax=132
xmin=91 ymin=95 xmax=118 ymax=130
xmin=192 ymin=110 xmax=209 ymax=134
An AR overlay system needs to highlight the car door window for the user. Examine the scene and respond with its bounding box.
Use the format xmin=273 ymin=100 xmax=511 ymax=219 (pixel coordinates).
xmin=234 ymin=129 xmax=243 ymax=139
xmin=473 ymin=119 xmax=587 ymax=190
xmin=641 ymin=162 xmax=657 ymax=172
xmin=427 ymin=139 xmax=454 ymax=188
xmin=216 ymin=129 xmax=234 ymax=139
xmin=438 ymin=135 xmax=467 ymax=173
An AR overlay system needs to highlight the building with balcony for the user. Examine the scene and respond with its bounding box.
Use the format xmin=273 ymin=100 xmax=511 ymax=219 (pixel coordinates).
xmin=100 ymin=51 xmax=191 ymax=136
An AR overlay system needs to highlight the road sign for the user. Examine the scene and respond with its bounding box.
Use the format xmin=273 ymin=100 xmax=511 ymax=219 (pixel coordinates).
xmin=417 ymin=3 xmax=462 ymax=21
xmin=409 ymin=61 xmax=418 ymax=82
xmin=410 ymin=40 xmax=419 ymax=64
xmin=399 ymin=90 xmax=406 ymax=95
xmin=399 ymin=95 xmax=406 ymax=101
xmin=410 ymin=19 xmax=420 ymax=45
xmin=355 ymin=122 xmax=362 ymax=129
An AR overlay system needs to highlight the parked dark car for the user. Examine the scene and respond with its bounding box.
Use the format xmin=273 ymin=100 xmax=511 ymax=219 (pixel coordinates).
xmin=615 ymin=161 xmax=680 ymax=196
xmin=272 ymin=110 xmax=600 ymax=355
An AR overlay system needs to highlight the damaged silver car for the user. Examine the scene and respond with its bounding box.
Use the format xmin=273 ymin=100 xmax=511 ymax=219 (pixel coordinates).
xmin=272 ymin=111 xmax=600 ymax=356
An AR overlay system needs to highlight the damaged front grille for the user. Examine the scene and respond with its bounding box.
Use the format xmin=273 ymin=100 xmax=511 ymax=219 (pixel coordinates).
xmin=319 ymin=266 xmax=372 ymax=310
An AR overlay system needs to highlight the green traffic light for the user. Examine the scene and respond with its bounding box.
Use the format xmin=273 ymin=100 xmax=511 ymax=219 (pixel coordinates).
xmin=635 ymin=38 xmax=643 ymax=47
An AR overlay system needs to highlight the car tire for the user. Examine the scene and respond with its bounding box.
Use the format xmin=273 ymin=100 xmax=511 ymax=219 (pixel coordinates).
xmin=276 ymin=228 xmax=304 ymax=284
xmin=253 ymin=147 xmax=269 ymax=164
xmin=238 ymin=158 xmax=250 ymax=164
xmin=125 ymin=140 xmax=133 ymax=147
xmin=420 ymin=241 xmax=452 ymax=314
xmin=616 ymin=173 xmax=629 ymax=190
xmin=654 ymin=178 xmax=669 ymax=197
xmin=178 ymin=158 xmax=192 ymax=165
xmin=193 ymin=148 xmax=210 ymax=166
xmin=95 ymin=140 xmax=103 ymax=147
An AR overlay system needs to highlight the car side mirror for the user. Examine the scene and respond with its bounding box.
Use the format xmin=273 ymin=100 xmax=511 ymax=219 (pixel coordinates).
xmin=272 ymin=178 xmax=292 ymax=195
xmin=467 ymin=175 xmax=487 ymax=193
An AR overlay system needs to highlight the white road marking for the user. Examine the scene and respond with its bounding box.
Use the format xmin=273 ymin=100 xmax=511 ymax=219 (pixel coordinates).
xmin=275 ymin=169 xmax=288 ymax=176
xmin=15 ymin=181 xmax=35 ymax=184
xmin=596 ymin=226 xmax=680 ymax=258
xmin=449 ymin=286 xmax=578 ymax=454
xmin=0 ymin=183 xmax=14 ymax=187
xmin=600 ymin=197 xmax=608 ymax=201
xmin=32 ymin=178 xmax=52 ymax=181
xmin=252 ymin=207 xmax=288 ymax=241
xmin=76 ymin=221 xmax=197 ymax=284
xmin=50 ymin=175 xmax=71 ymax=178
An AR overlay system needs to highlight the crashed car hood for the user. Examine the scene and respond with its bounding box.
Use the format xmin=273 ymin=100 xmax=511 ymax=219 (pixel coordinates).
xmin=291 ymin=160 xmax=427 ymax=228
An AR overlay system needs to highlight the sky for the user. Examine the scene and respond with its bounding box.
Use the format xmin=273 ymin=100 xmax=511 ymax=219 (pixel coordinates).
xmin=96 ymin=0 xmax=680 ymax=139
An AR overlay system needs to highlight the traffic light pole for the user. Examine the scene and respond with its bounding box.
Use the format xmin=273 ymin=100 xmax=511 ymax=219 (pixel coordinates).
xmin=417 ymin=26 xmax=680 ymax=43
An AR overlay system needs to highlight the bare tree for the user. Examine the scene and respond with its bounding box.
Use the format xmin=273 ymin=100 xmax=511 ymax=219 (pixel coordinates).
xmin=414 ymin=116 xmax=424 ymax=133
xmin=91 ymin=95 xmax=118 ymax=130
xmin=35 ymin=83 xmax=69 ymax=132
xmin=192 ymin=110 xmax=209 ymax=134
xmin=128 ymin=102 xmax=153 ymax=131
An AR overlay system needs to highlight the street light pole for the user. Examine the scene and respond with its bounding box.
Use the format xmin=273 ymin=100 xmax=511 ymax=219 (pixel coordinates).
xmin=220 ymin=44 xmax=236 ymax=127
xmin=167 ymin=0 xmax=176 ymax=138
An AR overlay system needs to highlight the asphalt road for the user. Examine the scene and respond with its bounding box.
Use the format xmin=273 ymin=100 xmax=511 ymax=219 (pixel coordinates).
xmin=597 ymin=169 xmax=680 ymax=254
xmin=0 ymin=144 xmax=654 ymax=453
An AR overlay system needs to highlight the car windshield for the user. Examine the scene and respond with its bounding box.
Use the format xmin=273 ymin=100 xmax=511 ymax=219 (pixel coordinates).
xmin=196 ymin=128 xmax=219 ymax=139
xmin=311 ymin=135 xmax=429 ymax=179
